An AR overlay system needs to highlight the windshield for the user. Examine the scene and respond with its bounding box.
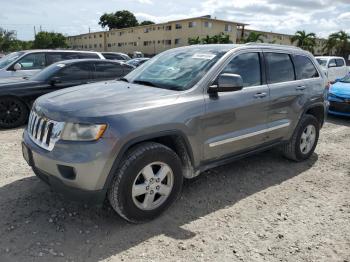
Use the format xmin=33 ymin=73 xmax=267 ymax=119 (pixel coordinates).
xmin=123 ymin=46 xmax=230 ymax=91
xmin=316 ymin=58 xmax=328 ymax=67
xmin=0 ymin=51 xmax=25 ymax=69
xmin=339 ymin=74 xmax=350 ymax=83
xmin=30 ymin=63 xmax=65 ymax=81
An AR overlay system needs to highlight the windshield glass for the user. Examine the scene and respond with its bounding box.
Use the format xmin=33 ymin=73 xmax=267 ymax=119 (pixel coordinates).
xmin=123 ymin=46 xmax=231 ymax=91
xmin=30 ymin=63 xmax=65 ymax=81
xmin=0 ymin=51 xmax=25 ymax=69
xmin=340 ymin=74 xmax=350 ymax=83
xmin=316 ymin=58 xmax=328 ymax=67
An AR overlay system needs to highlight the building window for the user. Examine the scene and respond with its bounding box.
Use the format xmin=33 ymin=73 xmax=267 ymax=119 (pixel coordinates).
xmin=175 ymin=38 xmax=181 ymax=45
xmin=108 ymin=43 xmax=111 ymax=47
xmin=165 ymin=40 xmax=171 ymax=45
xmin=165 ymin=25 xmax=172 ymax=31
xmin=225 ymin=24 xmax=232 ymax=32
xmin=94 ymin=35 xmax=96 ymax=38
xmin=144 ymin=28 xmax=149 ymax=33
xmin=175 ymin=23 xmax=182 ymax=29
xmin=204 ymin=21 xmax=212 ymax=28
xmin=94 ymin=44 xmax=97 ymax=48
xmin=188 ymin=21 xmax=196 ymax=28
xmin=99 ymin=43 xmax=102 ymax=48
xmin=100 ymin=34 xmax=103 ymax=38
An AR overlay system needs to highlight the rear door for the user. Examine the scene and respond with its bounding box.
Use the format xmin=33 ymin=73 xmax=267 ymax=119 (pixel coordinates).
xmin=263 ymin=51 xmax=307 ymax=142
xmin=93 ymin=61 xmax=125 ymax=81
xmin=46 ymin=52 xmax=80 ymax=66
xmin=202 ymin=50 xmax=270 ymax=161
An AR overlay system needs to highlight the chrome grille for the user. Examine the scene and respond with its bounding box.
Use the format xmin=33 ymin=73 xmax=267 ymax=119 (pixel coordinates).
xmin=27 ymin=110 xmax=64 ymax=151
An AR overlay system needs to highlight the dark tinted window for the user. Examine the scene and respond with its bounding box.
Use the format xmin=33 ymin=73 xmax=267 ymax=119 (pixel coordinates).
xmin=265 ymin=53 xmax=295 ymax=84
xmin=17 ymin=53 xmax=46 ymax=70
xmin=221 ymin=52 xmax=261 ymax=87
xmin=329 ymin=59 xmax=336 ymax=67
xmin=46 ymin=53 xmax=80 ymax=65
xmin=55 ymin=63 xmax=92 ymax=81
xmin=78 ymin=53 xmax=100 ymax=59
xmin=103 ymin=53 xmax=125 ymax=60
xmin=293 ymin=55 xmax=319 ymax=79
xmin=336 ymin=58 xmax=345 ymax=67
xmin=94 ymin=62 xmax=124 ymax=79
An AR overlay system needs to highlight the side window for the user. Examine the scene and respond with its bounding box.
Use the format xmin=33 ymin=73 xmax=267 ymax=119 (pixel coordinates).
xmin=103 ymin=53 xmax=125 ymax=60
xmin=329 ymin=59 xmax=336 ymax=67
xmin=293 ymin=55 xmax=319 ymax=79
xmin=46 ymin=53 xmax=63 ymax=65
xmin=335 ymin=59 xmax=345 ymax=67
xmin=55 ymin=63 xmax=92 ymax=81
xmin=94 ymin=62 xmax=124 ymax=79
xmin=79 ymin=53 xmax=100 ymax=59
xmin=221 ymin=52 xmax=261 ymax=87
xmin=265 ymin=53 xmax=295 ymax=84
xmin=16 ymin=53 xmax=46 ymax=70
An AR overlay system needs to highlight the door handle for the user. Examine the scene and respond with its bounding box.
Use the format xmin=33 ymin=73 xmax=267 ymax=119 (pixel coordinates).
xmin=296 ymin=85 xmax=306 ymax=91
xmin=254 ymin=92 xmax=267 ymax=98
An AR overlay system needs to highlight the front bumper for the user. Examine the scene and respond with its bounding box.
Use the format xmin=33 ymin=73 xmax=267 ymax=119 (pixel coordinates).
xmin=22 ymin=128 xmax=116 ymax=203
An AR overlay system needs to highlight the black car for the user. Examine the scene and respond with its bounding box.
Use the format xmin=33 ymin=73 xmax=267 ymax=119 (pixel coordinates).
xmin=126 ymin=58 xmax=150 ymax=67
xmin=0 ymin=59 xmax=134 ymax=129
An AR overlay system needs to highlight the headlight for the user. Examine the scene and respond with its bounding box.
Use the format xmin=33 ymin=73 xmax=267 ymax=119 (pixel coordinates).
xmin=61 ymin=123 xmax=107 ymax=141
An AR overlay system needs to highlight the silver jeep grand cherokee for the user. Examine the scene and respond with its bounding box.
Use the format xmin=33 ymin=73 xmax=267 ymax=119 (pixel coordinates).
xmin=22 ymin=44 xmax=327 ymax=223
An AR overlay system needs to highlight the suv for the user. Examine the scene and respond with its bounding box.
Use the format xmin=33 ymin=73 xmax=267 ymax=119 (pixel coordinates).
xmin=315 ymin=56 xmax=349 ymax=82
xmin=22 ymin=44 xmax=327 ymax=223
xmin=0 ymin=50 xmax=104 ymax=78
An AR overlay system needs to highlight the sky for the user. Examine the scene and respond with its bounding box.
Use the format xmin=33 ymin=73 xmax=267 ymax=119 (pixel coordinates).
xmin=1 ymin=0 xmax=349 ymax=40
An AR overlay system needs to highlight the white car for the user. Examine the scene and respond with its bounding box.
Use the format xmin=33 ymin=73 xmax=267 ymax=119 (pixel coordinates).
xmin=315 ymin=56 xmax=349 ymax=82
xmin=0 ymin=50 xmax=105 ymax=79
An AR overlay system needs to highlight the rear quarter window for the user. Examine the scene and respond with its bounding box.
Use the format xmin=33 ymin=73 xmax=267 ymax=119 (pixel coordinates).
xmin=335 ymin=59 xmax=345 ymax=67
xmin=293 ymin=55 xmax=319 ymax=79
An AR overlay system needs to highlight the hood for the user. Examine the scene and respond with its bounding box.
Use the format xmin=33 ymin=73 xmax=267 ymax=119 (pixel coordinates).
xmin=0 ymin=78 xmax=42 ymax=91
xmin=36 ymin=80 xmax=180 ymax=120
xmin=0 ymin=77 xmax=28 ymax=84
xmin=330 ymin=81 xmax=350 ymax=98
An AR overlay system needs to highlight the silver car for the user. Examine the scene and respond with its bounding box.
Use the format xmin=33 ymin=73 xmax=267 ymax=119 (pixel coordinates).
xmin=0 ymin=50 xmax=105 ymax=78
xmin=22 ymin=44 xmax=327 ymax=223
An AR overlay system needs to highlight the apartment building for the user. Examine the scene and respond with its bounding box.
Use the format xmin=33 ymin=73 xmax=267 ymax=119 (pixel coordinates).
xmin=237 ymin=29 xmax=328 ymax=55
xmin=67 ymin=15 xmax=246 ymax=55
xmin=66 ymin=15 xmax=329 ymax=56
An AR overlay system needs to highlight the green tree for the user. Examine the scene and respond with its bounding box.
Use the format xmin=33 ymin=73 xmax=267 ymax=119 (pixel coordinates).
xmin=188 ymin=36 xmax=201 ymax=45
xmin=140 ymin=20 xmax=155 ymax=26
xmin=33 ymin=31 xmax=67 ymax=49
xmin=324 ymin=31 xmax=350 ymax=57
xmin=99 ymin=10 xmax=139 ymax=29
xmin=242 ymin=32 xmax=264 ymax=43
xmin=0 ymin=28 xmax=16 ymax=51
xmin=188 ymin=33 xmax=232 ymax=45
xmin=291 ymin=30 xmax=316 ymax=53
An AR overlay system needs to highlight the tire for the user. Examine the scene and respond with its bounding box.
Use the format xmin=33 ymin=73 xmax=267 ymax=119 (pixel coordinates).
xmin=108 ymin=142 xmax=183 ymax=223
xmin=282 ymin=114 xmax=320 ymax=162
xmin=0 ymin=97 xmax=29 ymax=129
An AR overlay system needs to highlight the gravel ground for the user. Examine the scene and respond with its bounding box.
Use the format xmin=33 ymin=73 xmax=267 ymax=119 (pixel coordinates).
xmin=0 ymin=116 xmax=349 ymax=262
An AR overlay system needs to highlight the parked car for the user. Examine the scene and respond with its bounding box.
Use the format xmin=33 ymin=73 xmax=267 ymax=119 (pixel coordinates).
xmin=0 ymin=50 xmax=105 ymax=79
xmin=315 ymin=56 xmax=349 ymax=82
xmin=328 ymin=74 xmax=350 ymax=116
xmin=101 ymin=52 xmax=131 ymax=61
xmin=22 ymin=44 xmax=327 ymax=223
xmin=133 ymin=51 xmax=144 ymax=58
xmin=126 ymin=58 xmax=150 ymax=67
xmin=0 ymin=59 xmax=133 ymax=128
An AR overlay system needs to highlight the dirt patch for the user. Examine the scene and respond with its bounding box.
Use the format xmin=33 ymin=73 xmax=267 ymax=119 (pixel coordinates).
xmin=0 ymin=116 xmax=349 ymax=262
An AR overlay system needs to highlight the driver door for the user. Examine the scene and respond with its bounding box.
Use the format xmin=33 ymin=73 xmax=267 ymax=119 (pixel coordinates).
xmin=201 ymin=51 xmax=270 ymax=161
xmin=10 ymin=53 xmax=46 ymax=78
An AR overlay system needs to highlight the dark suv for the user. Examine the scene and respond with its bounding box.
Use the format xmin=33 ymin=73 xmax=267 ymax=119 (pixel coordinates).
xmin=22 ymin=44 xmax=327 ymax=223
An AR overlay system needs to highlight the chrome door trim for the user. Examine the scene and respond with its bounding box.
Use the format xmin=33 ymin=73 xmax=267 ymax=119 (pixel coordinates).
xmin=209 ymin=122 xmax=290 ymax=147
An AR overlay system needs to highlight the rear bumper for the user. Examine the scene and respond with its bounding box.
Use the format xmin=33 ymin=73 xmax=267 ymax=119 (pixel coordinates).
xmin=328 ymin=99 xmax=350 ymax=117
xmin=33 ymin=167 xmax=107 ymax=204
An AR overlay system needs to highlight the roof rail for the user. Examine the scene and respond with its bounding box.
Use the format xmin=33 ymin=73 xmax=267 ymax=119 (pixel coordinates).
xmin=244 ymin=43 xmax=302 ymax=50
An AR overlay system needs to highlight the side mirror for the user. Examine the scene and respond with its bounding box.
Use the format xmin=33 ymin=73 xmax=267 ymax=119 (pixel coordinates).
xmin=328 ymin=62 xmax=336 ymax=68
xmin=13 ymin=63 xmax=22 ymax=71
xmin=208 ymin=73 xmax=244 ymax=93
xmin=50 ymin=76 xmax=62 ymax=85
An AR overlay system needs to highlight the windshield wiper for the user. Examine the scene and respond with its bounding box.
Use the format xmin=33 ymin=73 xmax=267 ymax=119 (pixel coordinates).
xmin=132 ymin=80 xmax=158 ymax=87
xmin=118 ymin=77 xmax=129 ymax=83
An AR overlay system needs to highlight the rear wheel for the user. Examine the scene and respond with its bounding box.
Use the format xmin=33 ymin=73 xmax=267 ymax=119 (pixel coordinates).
xmin=0 ymin=97 xmax=28 ymax=129
xmin=108 ymin=142 xmax=183 ymax=223
xmin=282 ymin=114 xmax=320 ymax=161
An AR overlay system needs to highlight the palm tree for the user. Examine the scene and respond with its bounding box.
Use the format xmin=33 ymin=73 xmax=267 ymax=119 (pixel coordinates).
xmin=243 ymin=32 xmax=264 ymax=43
xmin=291 ymin=30 xmax=316 ymax=53
xmin=325 ymin=31 xmax=350 ymax=57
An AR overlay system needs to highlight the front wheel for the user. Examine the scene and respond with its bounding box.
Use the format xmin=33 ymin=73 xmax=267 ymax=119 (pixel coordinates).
xmin=282 ymin=114 xmax=320 ymax=161
xmin=108 ymin=142 xmax=183 ymax=223
xmin=0 ymin=97 xmax=29 ymax=129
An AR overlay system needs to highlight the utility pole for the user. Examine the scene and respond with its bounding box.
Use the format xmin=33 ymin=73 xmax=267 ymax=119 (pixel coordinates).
xmin=34 ymin=26 xmax=36 ymax=37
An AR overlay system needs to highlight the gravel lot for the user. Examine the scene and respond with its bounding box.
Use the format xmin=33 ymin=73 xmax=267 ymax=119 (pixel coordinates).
xmin=0 ymin=116 xmax=349 ymax=262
